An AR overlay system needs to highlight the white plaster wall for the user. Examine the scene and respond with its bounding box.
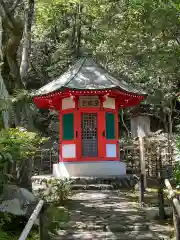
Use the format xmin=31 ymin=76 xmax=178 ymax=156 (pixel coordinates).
xmin=53 ymin=161 xmax=126 ymax=178
xmin=103 ymin=97 xmax=115 ymax=109
xmin=62 ymin=97 xmax=75 ymax=110
xmin=62 ymin=144 xmax=76 ymax=158
xmin=106 ymin=144 xmax=116 ymax=157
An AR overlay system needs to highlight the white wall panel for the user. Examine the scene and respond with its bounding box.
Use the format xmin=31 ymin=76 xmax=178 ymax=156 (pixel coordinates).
xmin=106 ymin=144 xmax=116 ymax=157
xmin=62 ymin=97 xmax=75 ymax=110
xmin=62 ymin=144 xmax=76 ymax=158
xmin=103 ymin=97 xmax=115 ymax=109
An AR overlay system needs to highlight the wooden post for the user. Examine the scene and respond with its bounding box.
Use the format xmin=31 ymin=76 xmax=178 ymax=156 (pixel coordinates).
xmin=130 ymin=112 xmax=150 ymax=206
xmin=39 ymin=204 xmax=48 ymax=240
xmin=139 ymin=173 xmax=144 ymax=205
xmin=133 ymin=174 xmax=144 ymax=206
xmin=165 ymin=180 xmax=180 ymax=240
xmin=173 ymin=202 xmax=180 ymax=240
xmin=157 ymin=180 xmax=166 ymax=220
xmin=157 ymin=155 xmax=166 ymax=220
xmin=139 ymin=137 xmax=146 ymax=190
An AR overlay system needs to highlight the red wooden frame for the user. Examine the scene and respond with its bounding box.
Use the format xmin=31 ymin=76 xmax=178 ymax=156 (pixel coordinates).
xmin=59 ymin=107 xmax=77 ymax=162
xmin=78 ymin=108 xmax=102 ymax=162
xmin=33 ymin=88 xmax=144 ymax=163
xmin=59 ymin=97 xmax=120 ymax=162
xmin=33 ymin=88 xmax=144 ymax=110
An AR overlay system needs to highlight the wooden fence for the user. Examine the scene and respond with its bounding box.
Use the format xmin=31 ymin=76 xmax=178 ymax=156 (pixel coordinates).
xmin=33 ymin=148 xmax=58 ymax=175
xmin=135 ymin=173 xmax=180 ymax=240
xmin=120 ymin=135 xmax=175 ymax=177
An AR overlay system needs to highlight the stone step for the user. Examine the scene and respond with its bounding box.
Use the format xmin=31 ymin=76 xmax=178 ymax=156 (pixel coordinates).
xmin=50 ymin=230 xmax=159 ymax=240
xmin=70 ymin=175 xmax=136 ymax=187
xmin=47 ymin=190 xmax=164 ymax=240
xmin=55 ymin=221 xmax=149 ymax=232
xmin=31 ymin=175 xmax=137 ymax=191
xmin=72 ymin=184 xmax=114 ymax=190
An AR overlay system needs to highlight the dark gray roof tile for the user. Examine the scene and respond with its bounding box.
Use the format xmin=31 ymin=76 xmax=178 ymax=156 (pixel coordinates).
xmin=35 ymin=57 xmax=146 ymax=96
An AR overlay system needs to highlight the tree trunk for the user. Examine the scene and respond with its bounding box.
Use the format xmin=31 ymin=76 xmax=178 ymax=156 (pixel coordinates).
xmin=157 ymin=155 xmax=166 ymax=220
xmin=20 ymin=0 xmax=34 ymax=85
xmin=0 ymin=16 xmax=10 ymax=129
xmin=17 ymin=159 xmax=32 ymax=191
xmin=168 ymin=112 xmax=173 ymax=162
xmin=0 ymin=0 xmax=24 ymax=89
xmin=121 ymin=109 xmax=130 ymax=137
xmin=24 ymin=103 xmax=36 ymax=131
xmin=19 ymin=0 xmax=36 ymax=132
xmin=75 ymin=3 xmax=82 ymax=58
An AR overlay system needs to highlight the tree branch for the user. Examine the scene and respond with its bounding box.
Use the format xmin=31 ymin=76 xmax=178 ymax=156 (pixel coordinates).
xmin=10 ymin=0 xmax=21 ymax=13
xmin=0 ymin=1 xmax=24 ymax=88
xmin=0 ymin=0 xmax=16 ymax=30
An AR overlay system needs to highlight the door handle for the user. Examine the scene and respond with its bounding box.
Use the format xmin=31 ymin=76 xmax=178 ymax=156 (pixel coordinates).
xmin=76 ymin=131 xmax=78 ymax=138
xmin=102 ymin=130 xmax=105 ymax=137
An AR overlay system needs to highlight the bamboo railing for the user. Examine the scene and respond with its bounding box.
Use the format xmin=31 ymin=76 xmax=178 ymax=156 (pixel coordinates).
xmin=18 ymin=187 xmax=51 ymax=240
xmin=134 ymin=163 xmax=180 ymax=240
xmin=164 ymin=179 xmax=180 ymax=240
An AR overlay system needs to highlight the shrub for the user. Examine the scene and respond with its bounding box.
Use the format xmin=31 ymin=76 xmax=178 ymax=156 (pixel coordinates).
xmin=36 ymin=178 xmax=73 ymax=202
xmin=0 ymin=127 xmax=47 ymax=163
xmin=0 ymin=230 xmax=12 ymax=240
xmin=0 ymin=127 xmax=47 ymax=191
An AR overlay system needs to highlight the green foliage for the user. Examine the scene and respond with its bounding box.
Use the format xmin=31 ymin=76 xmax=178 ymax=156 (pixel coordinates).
xmin=36 ymin=178 xmax=73 ymax=202
xmin=0 ymin=127 xmax=47 ymax=163
xmin=174 ymin=165 xmax=180 ymax=188
xmin=0 ymin=212 xmax=38 ymax=240
xmin=33 ymin=0 xmax=180 ymax=117
xmin=0 ymin=127 xmax=47 ymax=192
xmin=1 ymin=0 xmax=180 ymax=133
xmin=45 ymin=205 xmax=70 ymax=234
xmin=0 ymin=227 xmax=38 ymax=240
xmin=0 ymin=213 xmax=13 ymax=240
xmin=12 ymin=90 xmax=33 ymax=104
xmin=0 ymin=230 xmax=12 ymax=240
xmin=174 ymin=136 xmax=180 ymax=188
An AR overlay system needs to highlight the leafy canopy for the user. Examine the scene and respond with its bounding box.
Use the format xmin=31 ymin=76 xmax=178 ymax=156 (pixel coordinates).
xmin=0 ymin=127 xmax=46 ymax=163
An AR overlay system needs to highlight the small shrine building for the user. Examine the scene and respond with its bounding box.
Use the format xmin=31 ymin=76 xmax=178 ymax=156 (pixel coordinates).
xmin=33 ymin=57 xmax=145 ymax=177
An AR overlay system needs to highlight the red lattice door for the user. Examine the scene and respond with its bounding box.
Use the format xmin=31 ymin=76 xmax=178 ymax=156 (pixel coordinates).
xmin=81 ymin=113 xmax=98 ymax=157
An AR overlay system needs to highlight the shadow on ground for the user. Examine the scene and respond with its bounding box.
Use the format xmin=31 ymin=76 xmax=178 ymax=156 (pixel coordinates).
xmin=48 ymin=190 xmax=173 ymax=240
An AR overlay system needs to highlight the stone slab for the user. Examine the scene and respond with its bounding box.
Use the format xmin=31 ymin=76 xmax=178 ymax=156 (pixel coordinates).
xmin=53 ymin=161 xmax=126 ymax=178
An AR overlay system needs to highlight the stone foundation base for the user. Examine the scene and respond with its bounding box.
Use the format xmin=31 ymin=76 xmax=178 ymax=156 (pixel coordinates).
xmin=53 ymin=161 xmax=126 ymax=178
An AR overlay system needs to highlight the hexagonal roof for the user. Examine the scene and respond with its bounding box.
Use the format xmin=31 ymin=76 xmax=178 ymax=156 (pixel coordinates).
xmin=35 ymin=57 xmax=146 ymax=96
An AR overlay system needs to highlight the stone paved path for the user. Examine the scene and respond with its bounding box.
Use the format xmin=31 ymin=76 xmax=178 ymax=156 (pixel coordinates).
xmin=51 ymin=190 xmax=161 ymax=240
